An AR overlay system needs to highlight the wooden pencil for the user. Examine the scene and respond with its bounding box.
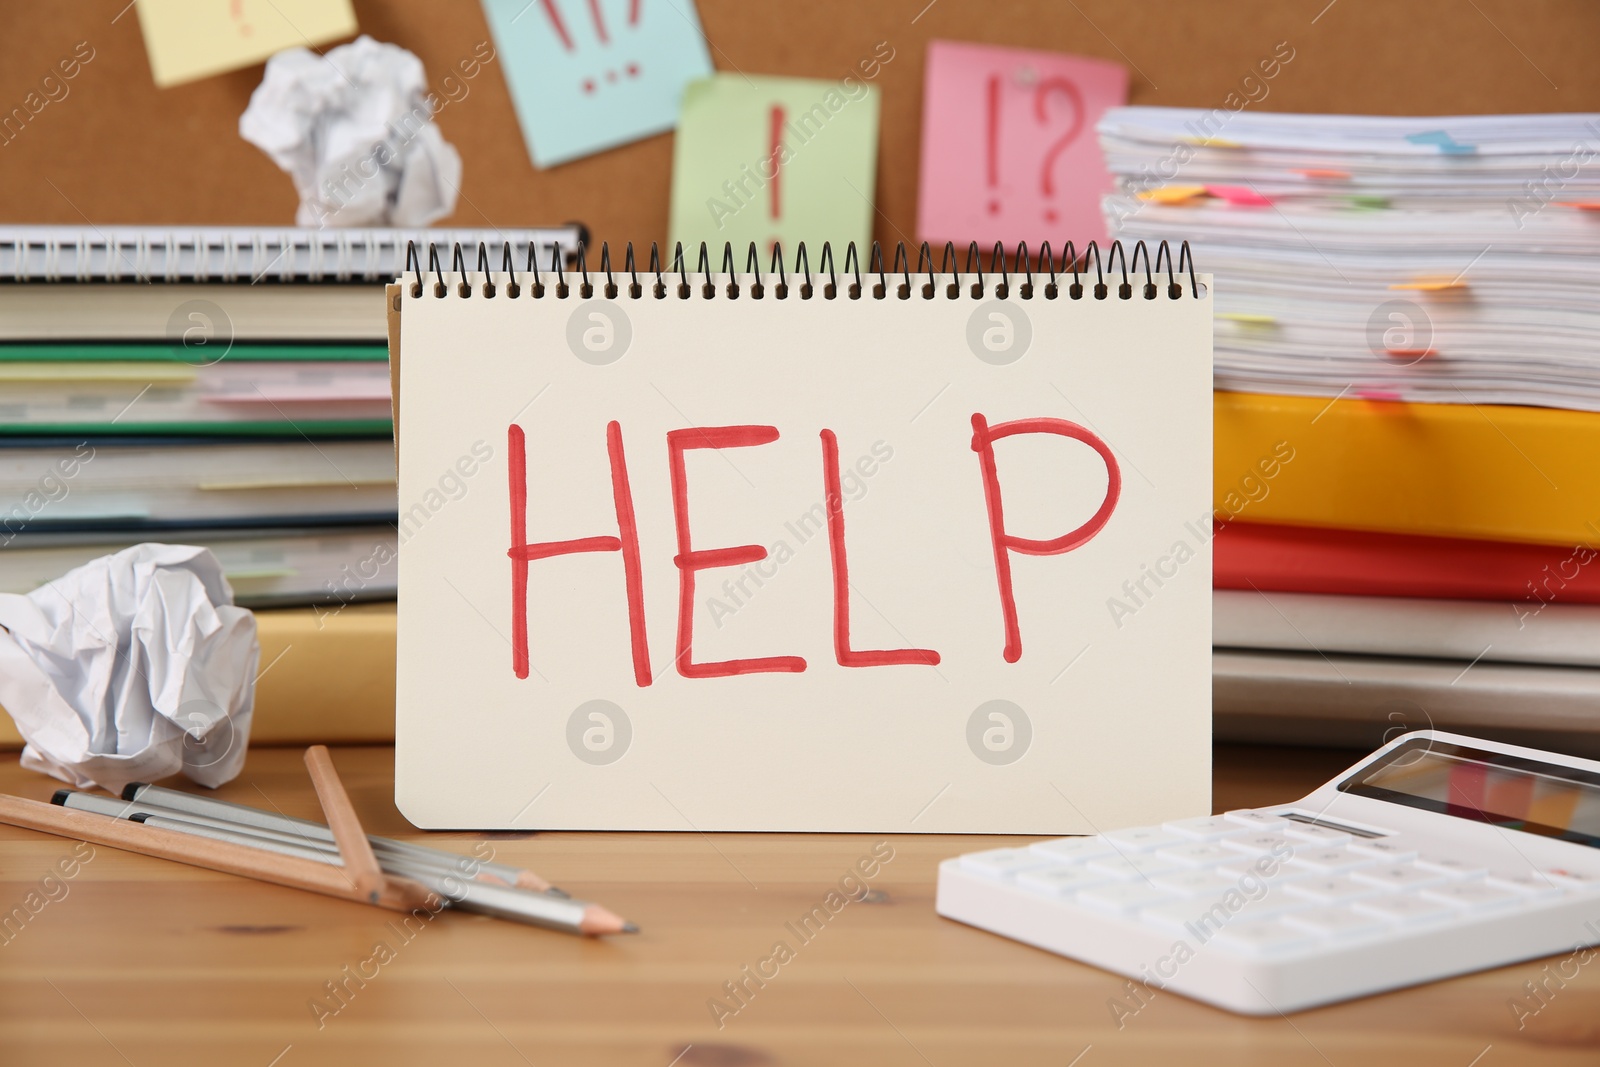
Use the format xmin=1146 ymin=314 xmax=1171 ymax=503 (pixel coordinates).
xmin=121 ymin=781 xmax=565 ymax=894
xmin=0 ymin=793 xmax=434 ymax=912
xmin=303 ymin=745 xmax=385 ymax=903
xmin=50 ymin=793 xmax=636 ymax=935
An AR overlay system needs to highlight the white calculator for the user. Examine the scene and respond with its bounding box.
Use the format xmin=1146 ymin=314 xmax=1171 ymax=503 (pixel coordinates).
xmin=936 ymin=730 xmax=1600 ymax=1014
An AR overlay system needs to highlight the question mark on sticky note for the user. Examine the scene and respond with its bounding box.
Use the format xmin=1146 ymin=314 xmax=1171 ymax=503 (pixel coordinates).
xmin=982 ymin=71 xmax=1086 ymax=223
xmin=1033 ymin=77 xmax=1085 ymax=225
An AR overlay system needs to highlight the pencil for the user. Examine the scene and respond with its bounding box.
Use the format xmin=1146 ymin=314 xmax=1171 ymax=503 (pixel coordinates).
xmin=121 ymin=781 xmax=566 ymax=895
xmin=53 ymin=792 xmax=639 ymax=936
xmin=302 ymin=745 xmax=385 ymax=904
xmin=0 ymin=793 xmax=433 ymax=912
xmin=56 ymin=793 xmax=630 ymax=934
xmin=60 ymin=791 xmax=480 ymax=881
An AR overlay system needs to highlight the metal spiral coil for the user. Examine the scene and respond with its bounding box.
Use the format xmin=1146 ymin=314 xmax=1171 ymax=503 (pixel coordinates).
xmin=403 ymin=239 xmax=1202 ymax=302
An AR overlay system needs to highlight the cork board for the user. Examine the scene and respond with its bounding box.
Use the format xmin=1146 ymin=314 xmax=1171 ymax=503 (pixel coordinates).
xmin=1 ymin=0 xmax=1596 ymax=247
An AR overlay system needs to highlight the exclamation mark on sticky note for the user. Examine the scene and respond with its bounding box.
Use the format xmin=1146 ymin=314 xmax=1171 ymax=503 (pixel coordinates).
xmin=985 ymin=74 xmax=1001 ymax=216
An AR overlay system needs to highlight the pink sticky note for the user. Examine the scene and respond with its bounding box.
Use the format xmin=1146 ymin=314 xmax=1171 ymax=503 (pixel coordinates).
xmin=916 ymin=41 xmax=1128 ymax=251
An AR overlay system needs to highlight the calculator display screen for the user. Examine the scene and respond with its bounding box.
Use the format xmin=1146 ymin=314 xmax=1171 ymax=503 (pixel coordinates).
xmin=1340 ymin=739 xmax=1600 ymax=848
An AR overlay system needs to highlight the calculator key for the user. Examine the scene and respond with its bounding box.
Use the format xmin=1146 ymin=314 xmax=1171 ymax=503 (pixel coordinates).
xmin=1420 ymin=882 xmax=1522 ymax=912
xmin=1283 ymin=822 xmax=1353 ymax=846
xmin=1162 ymin=815 xmax=1241 ymax=840
xmin=1281 ymin=906 xmax=1385 ymax=938
xmin=1352 ymin=894 xmax=1456 ymax=926
xmin=1029 ymin=837 xmax=1114 ymax=863
xmin=1286 ymin=847 xmax=1375 ymax=874
xmin=1139 ymin=898 xmax=1221 ymax=934
xmin=1207 ymin=920 xmax=1314 ymax=956
xmin=1220 ymin=833 xmax=1296 ymax=857
xmin=1415 ymin=855 xmax=1487 ymax=879
xmin=1015 ymin=866 xmax=1111 ymax=897
xmin=1347 ymin=838 xmax=1419 ymax=863
xmin=1350 ymin=864 xmax=1449 ymax=890
xmin=1224 ymin=810 xmax=1290 ymax=831
xmin=1076 ymin=882 xmax=1178 ymax=915
xmin=1154 ymin=843 xmax=1236 ymax=868
xmin=1086 ymin=854 xmax=1179 ymax=881
xmin=961 ymin=848 xmax=1052 ymax=878
xmin=1100 ymin=826 xmax=1186 ymax=852
xmin=1484 ymin=872 xmax=1564 ymax=901
xmin=1284 ymin=876 xmax=1377 ymax=905
xmin=1539 ymin=867 xmax=1600 ymax=892
xmin=1147 ymin=870 xmax=1241 ymax=897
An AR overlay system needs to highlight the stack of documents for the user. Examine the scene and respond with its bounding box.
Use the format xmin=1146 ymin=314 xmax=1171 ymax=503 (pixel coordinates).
xmin=1100 ymin=109 xmax=1600 ymax=410
xmin=1098 ymin=110 xmax=1600 ymax=750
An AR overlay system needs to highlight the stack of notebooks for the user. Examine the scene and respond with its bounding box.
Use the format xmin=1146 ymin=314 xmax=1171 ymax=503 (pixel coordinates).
xmin=1100 ymin=109 xmax=1600 ymax=754
xmin=0 ymin=227 xmax=579 ymax=748
xmin=0 ymin=226 xmax=579 ymax=608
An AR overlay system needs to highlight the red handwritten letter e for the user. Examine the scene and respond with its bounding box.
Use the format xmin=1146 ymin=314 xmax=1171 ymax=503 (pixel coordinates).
xmin=970 ymin=413 xmax=1121 ymax=663
xmin=669 ymin=426 xmax=806 ymax=678
xmin=507 ymin=422 xmax=652 ymax=685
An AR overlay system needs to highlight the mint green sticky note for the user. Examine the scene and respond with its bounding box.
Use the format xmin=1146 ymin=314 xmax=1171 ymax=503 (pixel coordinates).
xmin=481 ymin=0 xmax=713 ymax=168
xmin=669 ymin=74 xmax=880 ymax=257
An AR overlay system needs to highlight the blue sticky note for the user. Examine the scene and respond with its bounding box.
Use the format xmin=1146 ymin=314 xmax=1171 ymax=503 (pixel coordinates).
xmin=481 ymin=0 xmax=714 ymax=168
xmin=1405 ymin=130 xmax=1476 ymax=155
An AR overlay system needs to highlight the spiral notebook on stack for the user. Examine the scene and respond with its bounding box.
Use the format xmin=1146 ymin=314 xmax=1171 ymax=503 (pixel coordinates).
xmin=391 ymin=239 xmax=1213 ymax=833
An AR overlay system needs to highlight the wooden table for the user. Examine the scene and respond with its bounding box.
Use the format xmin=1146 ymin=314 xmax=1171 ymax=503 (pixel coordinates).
xmin=2 ymin=744 xmax=1596 ymax=1066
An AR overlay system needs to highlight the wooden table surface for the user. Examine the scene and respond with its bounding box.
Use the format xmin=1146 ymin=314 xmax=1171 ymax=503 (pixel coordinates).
xmin=2 ymin=744 xmax=1596 ymax=1066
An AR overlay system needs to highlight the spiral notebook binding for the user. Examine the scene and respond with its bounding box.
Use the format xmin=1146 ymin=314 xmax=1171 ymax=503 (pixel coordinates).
xmin=402 ymin=240 xmax=1202 ymax=302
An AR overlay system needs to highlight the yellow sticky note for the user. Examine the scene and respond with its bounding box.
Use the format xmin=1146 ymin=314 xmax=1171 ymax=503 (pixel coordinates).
xmin=135 ymin=0 xmax=357 ymax=87
xmin=1138 ymin=184 xmax=1207 ymax=204
xmin=1217 ymin=312 xmax=1276 ymax=326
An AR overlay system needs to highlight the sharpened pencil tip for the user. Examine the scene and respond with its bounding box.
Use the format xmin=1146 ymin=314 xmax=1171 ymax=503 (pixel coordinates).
xmin=622 ymin=922 xmax=639 ymax=934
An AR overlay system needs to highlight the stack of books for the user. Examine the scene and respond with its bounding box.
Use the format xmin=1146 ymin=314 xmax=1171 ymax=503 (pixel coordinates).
xmin=0 ymin=227 xmax=579 ymax=748
xmin=1100 ymin=109 xmax=1600 ymax=754
xmin=0 ymin=226 xmax=578 ymax=610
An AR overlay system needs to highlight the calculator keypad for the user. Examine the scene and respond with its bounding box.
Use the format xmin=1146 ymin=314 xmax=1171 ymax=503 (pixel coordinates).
xmin=955 ymin=807 xmax=1600 ymax=958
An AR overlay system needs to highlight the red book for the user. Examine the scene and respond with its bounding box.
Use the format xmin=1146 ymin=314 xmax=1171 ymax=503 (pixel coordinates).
xmin=1213 ymin=522 xmax=1600 ymax=606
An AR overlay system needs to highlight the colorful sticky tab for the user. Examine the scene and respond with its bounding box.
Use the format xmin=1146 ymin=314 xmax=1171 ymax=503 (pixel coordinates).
xmin=1405 ymin=130 xmax=1477 ymax=155
xmin=1138 ymin=185 xmax=1207 ymax=204
xmin=1205 ymin=184 xmax=1273 ymax=207
xmin=1217 ymin=312 xmax=1277 ymax=326
xmin=481 ymin=0 xmax=713 ymax=168
xmin=135 ymin=0 xmax=356 ymax=87
xmin=1294 ymin=168 xmax=1350 ymax=180
xmin=668 ymin=74 xmax=881 ymax=254
xmin=1558 ymin=201 xmax=1600 ymax=211
xmin=916 ymin=41 xmax=1128 ymax=249
xmin=1390 ymin=279 xmax=1467 ymax=292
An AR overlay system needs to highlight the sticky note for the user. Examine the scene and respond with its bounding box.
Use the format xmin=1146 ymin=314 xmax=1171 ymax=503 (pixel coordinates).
xmin=1405 ymin=130 xmax=1476 ymax=155
xmin=1205 ymin=184 xmax=1272 ymax=207
xmin=1138 ymin=185 xmax=1207 ymax=204
xmin=135 ymin=0 xmax=356 ymax=88
xmin=917 ymin=41 xmax=1128 ymax=250
xmin=481 ymin=0 xmax=713 ymax=168
xmin=669 ymin=74 xmax=880 ymax=255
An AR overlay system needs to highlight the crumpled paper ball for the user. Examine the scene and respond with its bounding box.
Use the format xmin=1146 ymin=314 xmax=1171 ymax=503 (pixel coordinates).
xmin=239 ymin=34 xmax=462 ymax=227
xmin=0 ymin=545 xmax=258 ymax=793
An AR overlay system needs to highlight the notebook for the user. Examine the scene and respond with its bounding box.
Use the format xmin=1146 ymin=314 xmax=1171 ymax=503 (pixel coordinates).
xmin=0 ymin=226 xmax=585 ymax=343
xmin=392 ymin=239 xmax=1213 ymax=832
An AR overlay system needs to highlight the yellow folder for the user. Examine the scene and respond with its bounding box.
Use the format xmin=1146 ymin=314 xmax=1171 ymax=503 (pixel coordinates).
xmin=0 ymin=603 xmax=397 ymax=749
xmin=1215 ymin=392 xmax=1600 ymax=547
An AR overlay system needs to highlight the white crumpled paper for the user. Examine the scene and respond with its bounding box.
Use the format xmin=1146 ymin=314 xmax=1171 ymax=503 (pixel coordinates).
xmin=0 ymin=545 xmax=258 ymax=793
xmin=239 ymin=35 xmax=462 ymax=228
